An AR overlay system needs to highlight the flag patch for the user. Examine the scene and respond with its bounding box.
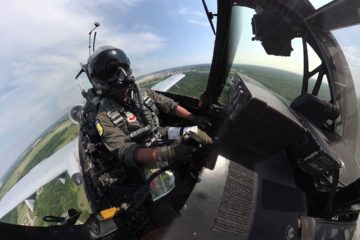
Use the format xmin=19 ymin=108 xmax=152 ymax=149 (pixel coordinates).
xmin=95 ymin=119 xmax=104 ymax=136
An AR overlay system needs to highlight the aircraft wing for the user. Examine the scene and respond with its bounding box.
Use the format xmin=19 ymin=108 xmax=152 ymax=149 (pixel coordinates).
xmin=150 ymin=74 xmax=185 ymax=92
xmin=0 ymin=137 xmax=79 ymax=219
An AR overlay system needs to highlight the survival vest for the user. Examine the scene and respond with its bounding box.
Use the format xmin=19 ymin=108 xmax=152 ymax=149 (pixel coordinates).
xmin=100 ymin=89 xmax=162 ymax=146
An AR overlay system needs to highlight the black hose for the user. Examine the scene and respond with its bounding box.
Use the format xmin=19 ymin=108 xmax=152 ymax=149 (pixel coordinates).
xmin=133 ymin=83 xmax=158 ymax=131
xmin=128 ymin=166 xmax=171 ymax=211
xmin=133 ymin=83 xmax=147 ymax=118
xmin=144 ymin=166 xmax=171 ymax=186
xmin=326 ymin=168 xmax=340 ymax=219
xmin=129 ymin=125 xmax=151 ymax=139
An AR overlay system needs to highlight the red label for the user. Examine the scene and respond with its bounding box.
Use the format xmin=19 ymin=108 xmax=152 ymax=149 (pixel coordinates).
xmin=126 ymin=112 xmax=137 ymax=122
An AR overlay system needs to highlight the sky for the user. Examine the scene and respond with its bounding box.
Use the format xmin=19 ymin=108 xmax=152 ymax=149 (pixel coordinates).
xmin=233 ymin=7 xmax=306 ymax=74
xmin=0 ymin=0 xmax=359 ymax=180
xmin=0 ymin=0 xmax=216 ymax=180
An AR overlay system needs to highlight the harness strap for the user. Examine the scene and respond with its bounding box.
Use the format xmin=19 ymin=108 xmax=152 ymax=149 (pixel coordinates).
xmin=101 ymin=99 xmax=127 ymax=129
xmin=100 ymin=91 xmax=161 ymax=144
xmin=140 ymin=91 xmax=160 ymax=129
xmin=107 ymin=110 xmax=125 ymax=127
xmin=142 ymin=91 xmax=158 ymax=114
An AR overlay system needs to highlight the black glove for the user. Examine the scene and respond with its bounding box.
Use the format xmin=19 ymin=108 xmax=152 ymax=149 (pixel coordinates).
xmin=192 ymin=116 xmax=212 ymax=130
xmin=157 ymin=143 xmax=195 ymax=164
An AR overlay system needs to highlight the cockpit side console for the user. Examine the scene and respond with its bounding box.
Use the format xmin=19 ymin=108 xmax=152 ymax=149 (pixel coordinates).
xmin=291 ymin=93 xmax=339 ymax=131
xmin=223 ymin=73 xmax=306 ymax=156
xmin=223 ymin=73 xmax=343 ymax=177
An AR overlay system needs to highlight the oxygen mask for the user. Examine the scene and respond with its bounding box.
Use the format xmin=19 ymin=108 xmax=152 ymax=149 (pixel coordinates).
xmin=105 ymin=67 xmax=137 ymax=99
xmin=107 ymin=67 xmax=135 ymax=88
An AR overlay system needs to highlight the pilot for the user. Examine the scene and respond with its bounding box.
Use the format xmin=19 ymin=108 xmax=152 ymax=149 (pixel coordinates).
xmin=87 ymin=45 xmax=212 ymax=178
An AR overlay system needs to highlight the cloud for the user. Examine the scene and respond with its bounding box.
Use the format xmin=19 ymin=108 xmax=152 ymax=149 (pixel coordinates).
xmin=0 ymin=0 xmax=168 ymax=179
xmin=188 ymin=19 xmax=209 ymax=26
xmin=178 ymin=8 xmax=204 ymax=17
xmin=178 ymin=7 xmax=208 ymax=27
xmin=79 ymin=0 xmax=145 ymax=11
xmin=1 ymin=2 xmax=91 ymax=57
xmin=98 ymin=30 xmax=167 ymax=60
xmin=133 ymin=24 xmax=153 ymax=31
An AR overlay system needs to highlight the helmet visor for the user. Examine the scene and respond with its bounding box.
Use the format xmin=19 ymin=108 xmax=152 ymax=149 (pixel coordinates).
xmin=106 ymin=67 xmax=128 ymax=84
xmin=93 ymin=57 xmax=130 ymax=80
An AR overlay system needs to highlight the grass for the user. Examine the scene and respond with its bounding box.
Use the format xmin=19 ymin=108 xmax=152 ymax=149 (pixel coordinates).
xmin=32 ymin=176 xmax=92 ymax=226
xmin=34 ymin=176 xmax=78 ymax=226
xmin=167 ymin=71 xmax=209 ymax=98
xmin=0 ymin=121 xmax=78 ymax=200
xmin=76 ymin=185 xmax=92 ymax=223
xmin=1 ymin=121 xmax=83 ymax=226
xmin=232 ymin=64 xmax=303 ymax=102
xmin=139 ymin=76 xmax=168 ymax=89
xmin=17 ymin=203 xmax=28 ymax=225
xmin=231 ymin=64 xmax=331 ymax=102
xmin=19 ymin=124 xmax=79 ymax=180
xmin=1 ymin=207 xmax=17 ymax=224
xmin=138 ymin=67 xmax=210 ymax=100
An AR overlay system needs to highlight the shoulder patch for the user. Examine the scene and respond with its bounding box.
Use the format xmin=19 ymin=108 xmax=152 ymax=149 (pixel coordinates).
xmin=95 ymin=119 xmax=104 ymax=136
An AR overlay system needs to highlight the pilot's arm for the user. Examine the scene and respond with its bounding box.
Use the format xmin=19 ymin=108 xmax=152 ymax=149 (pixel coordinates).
xmin=143 ymin=88 xmax=195 ymax=121
xmin=95 ymin=111 xmax=141 ymax=168
xmin=144 ymin=88 xmax=211 ymax=128
xmin=95 ymin=111 xmax=194 ymax=167
xmin=96 ymin=90 xmax=211 ymax=167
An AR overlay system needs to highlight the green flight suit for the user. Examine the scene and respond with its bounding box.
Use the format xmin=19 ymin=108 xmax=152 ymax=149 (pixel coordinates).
xmin=95 ymin=88 xmax=178 ymax=168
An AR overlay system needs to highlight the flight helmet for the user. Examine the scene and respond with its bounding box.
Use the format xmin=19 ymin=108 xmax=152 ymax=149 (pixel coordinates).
xmin=87 ymin=45 xmax=133 ymax=93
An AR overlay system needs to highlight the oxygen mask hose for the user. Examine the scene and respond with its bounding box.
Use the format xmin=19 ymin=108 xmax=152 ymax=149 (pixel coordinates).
xmin=133 ymin=82 xmax=154 ymax=128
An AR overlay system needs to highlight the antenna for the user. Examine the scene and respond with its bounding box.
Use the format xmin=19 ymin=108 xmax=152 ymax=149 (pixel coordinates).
xmin=88 ymin=22 xmax=100 ymax=57
xmin=93 ymin=32 xmax=97 ymax=52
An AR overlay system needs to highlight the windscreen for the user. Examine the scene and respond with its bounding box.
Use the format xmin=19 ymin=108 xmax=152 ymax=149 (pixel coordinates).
xmin=332 ymin=25 xmax=360 ymax=168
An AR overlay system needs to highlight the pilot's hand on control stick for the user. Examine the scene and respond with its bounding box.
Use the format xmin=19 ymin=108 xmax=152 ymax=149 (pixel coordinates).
xmin=156 ymin=143 xmax=195 ymax=165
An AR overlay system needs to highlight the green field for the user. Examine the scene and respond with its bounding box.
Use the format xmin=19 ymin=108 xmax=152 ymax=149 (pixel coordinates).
xmin=168 ymin=71 xmax=209 ymax=98
xmin=0 ymin=119 xmax=91 ymax=226
xmin=138 ymin=64 xmax=329 ymax=106
xmin=20 ymin=124 xmax=79 ymax=180
xmin=34 ymin=176 xmax=91 ymax=226
xmin=138 ymin=65 xmax=210 ymax=99
xmin=231 ymin=64 xmax=303 ymax=102
xmin=231 ymin=64 xmax=331 ymax=102
xmin=168 ymin=64 xmax=332 ymax=105
xmin=1 ymin=206 xmax=17 ymax=224
xmin=0 ymin=120 xmax=78 ymax=200
xmin=139 ymin=75 xmax=168 ymax=89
